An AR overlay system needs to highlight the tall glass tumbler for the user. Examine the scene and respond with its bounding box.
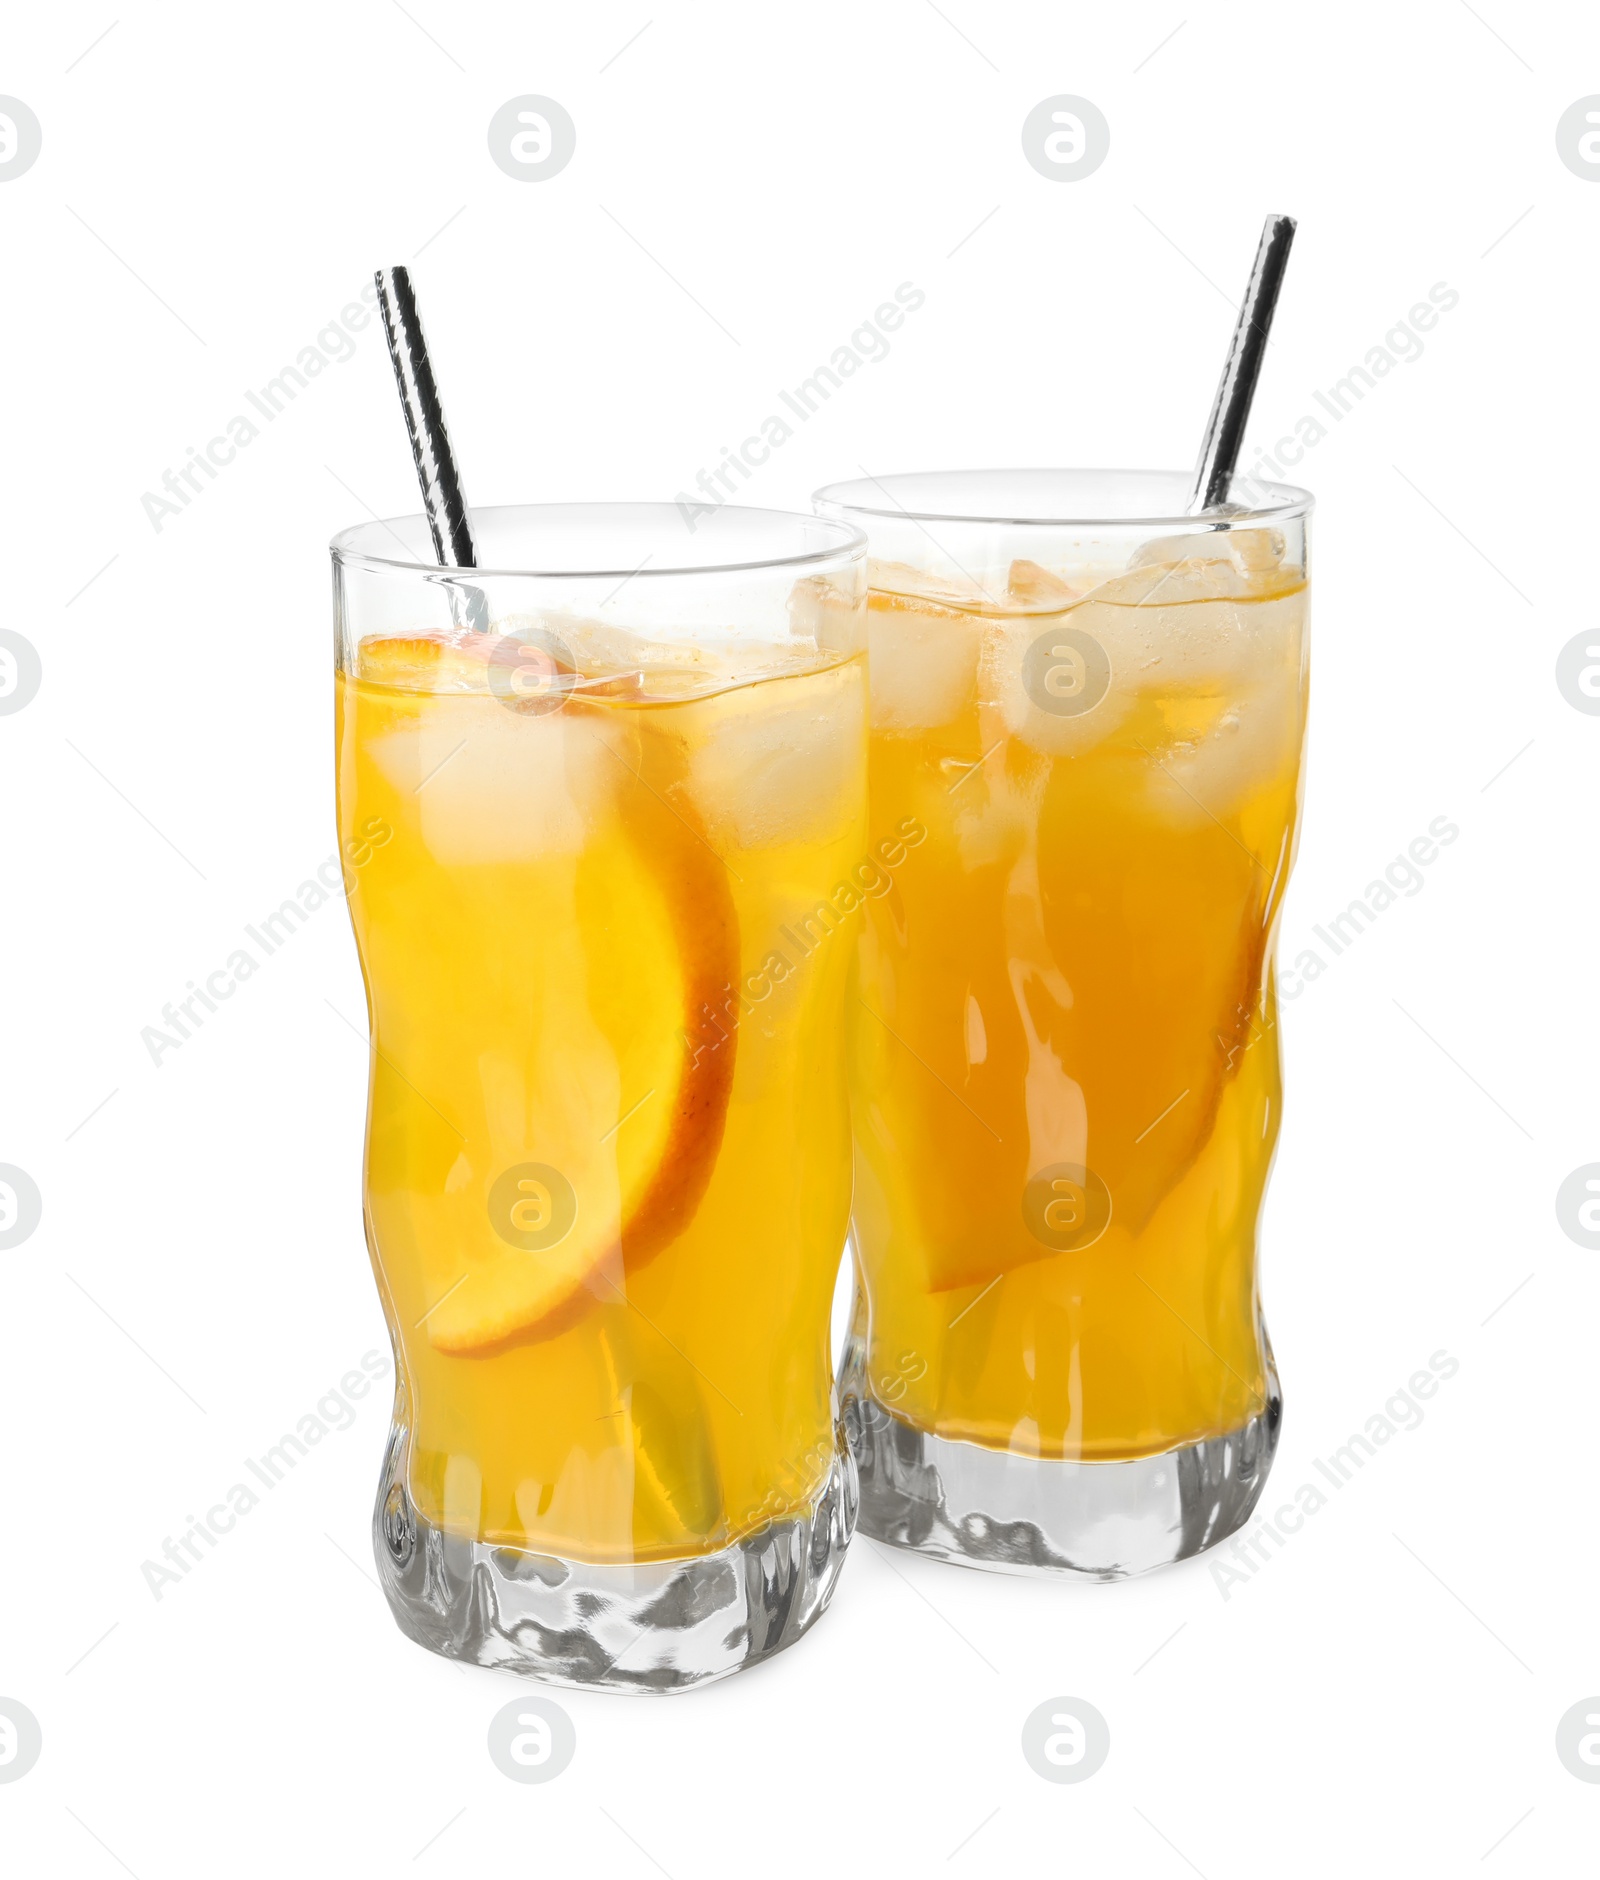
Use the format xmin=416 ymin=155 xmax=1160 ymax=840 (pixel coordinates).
xmin=814 ymin=469 xmax=1311 ymax=1577
xmin=333 ymin=504 xmax=867 ymax=1687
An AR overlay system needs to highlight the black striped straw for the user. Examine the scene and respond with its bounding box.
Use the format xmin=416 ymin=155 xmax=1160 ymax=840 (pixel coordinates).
xmin=1187 ymin=214 xmax=1297 ymax=514
xmin=374 ymin=265 xmax=489 ymax=630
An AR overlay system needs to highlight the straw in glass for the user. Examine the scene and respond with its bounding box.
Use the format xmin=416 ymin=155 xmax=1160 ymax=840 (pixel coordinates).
xmin=1187 ymin=214 xmax=1296 ymax=514
xmin=374 ymin=265 xmax=489 ymax=632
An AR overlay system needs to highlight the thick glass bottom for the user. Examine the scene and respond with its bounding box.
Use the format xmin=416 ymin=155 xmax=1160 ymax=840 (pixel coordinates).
xmin=839 ymin=1332 xmax=1281 ymax=1580
xmin=371 ymin=1419 xmax=858 ymax=1692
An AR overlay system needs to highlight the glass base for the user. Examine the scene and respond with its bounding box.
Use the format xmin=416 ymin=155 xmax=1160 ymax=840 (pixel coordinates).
xmin=839 ymin=1334 xmax=1281 ymax=1580
xmin=370 ymin=1421 xmax=858 ymax=1693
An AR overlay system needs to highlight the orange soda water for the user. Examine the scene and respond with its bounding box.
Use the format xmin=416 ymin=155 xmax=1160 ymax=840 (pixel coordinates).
xmin=849 ymin=535 xmax=1308 ymax=1460
xmin=337 ymin=627 xmax=867 ymax=1562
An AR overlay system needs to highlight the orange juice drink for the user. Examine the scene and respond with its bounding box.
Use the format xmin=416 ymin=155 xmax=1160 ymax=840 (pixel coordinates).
xmin=816 ymin=470 xmax=1311 ymax=1577
xmin=332 ymin=504 xmax=867 ymax=1687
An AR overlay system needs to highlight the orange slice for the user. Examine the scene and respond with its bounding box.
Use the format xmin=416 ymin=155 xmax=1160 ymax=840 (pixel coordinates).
xmin=356 ymin=627 xmax=585 ymax=709
xmin=415 ymin=697 xmax=739 ymax=1356
xmin=355 ymin=630 xmax=494 ymax=692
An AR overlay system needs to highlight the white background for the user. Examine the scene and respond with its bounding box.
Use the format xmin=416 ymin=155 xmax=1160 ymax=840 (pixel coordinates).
xmin=2 ymin=2 xmax=1596 ymax=1873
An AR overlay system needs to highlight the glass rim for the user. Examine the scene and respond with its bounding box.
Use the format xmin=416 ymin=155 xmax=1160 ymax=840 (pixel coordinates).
xmin=812 ymin=467 xmax=1314 ymax=530
xmin=330 ymin=500 xmax=867 ymax=582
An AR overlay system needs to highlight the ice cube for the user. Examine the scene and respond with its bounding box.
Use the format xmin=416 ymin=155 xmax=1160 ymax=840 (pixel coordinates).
xmin=521 ymin=613 xmax=679 ymax=686
xmin=1141 ymin=664 xmax=1306 ymax=825
xmin=789 ymin=573 xmax=867 ymax=657
xmin=868 ymin=559 xmax=996 ymax=612
xmin=954 ymin=718 xmax=1048 ymax=869
xmin=1127 ymin=533 xmax=1231 ymax=572
xmin=866 ymin=589 xmax=980 ymax=732
xmin=1227 ymin=528 xmax=1286 ymax=576
xmin=1007 ymin=559 xmax=1082 ymax=610
xmin=1127 ymin=529 xmax=1286 ymax=580
xmin=1106 ymin=556 xmax=1248 ymax=605
xmin=677 ymin=657 xmax=866 ymax=849
xmin=977 ymin=612 xmax=1132 ymax=759
xmin=1109 ymin=549 xmax=1302 ymax=608
xmin=368 ymin=695 xmax=617 ymax=861
xmin=1064 ymin=564 xmax=1308 ymax=695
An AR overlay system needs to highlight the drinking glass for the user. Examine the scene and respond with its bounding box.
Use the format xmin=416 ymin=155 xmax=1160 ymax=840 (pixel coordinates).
xmin=814 ymin=468 xmax=1310 ymax=1576
xmin=333 ymin=502 xmax=867 ymax=1685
